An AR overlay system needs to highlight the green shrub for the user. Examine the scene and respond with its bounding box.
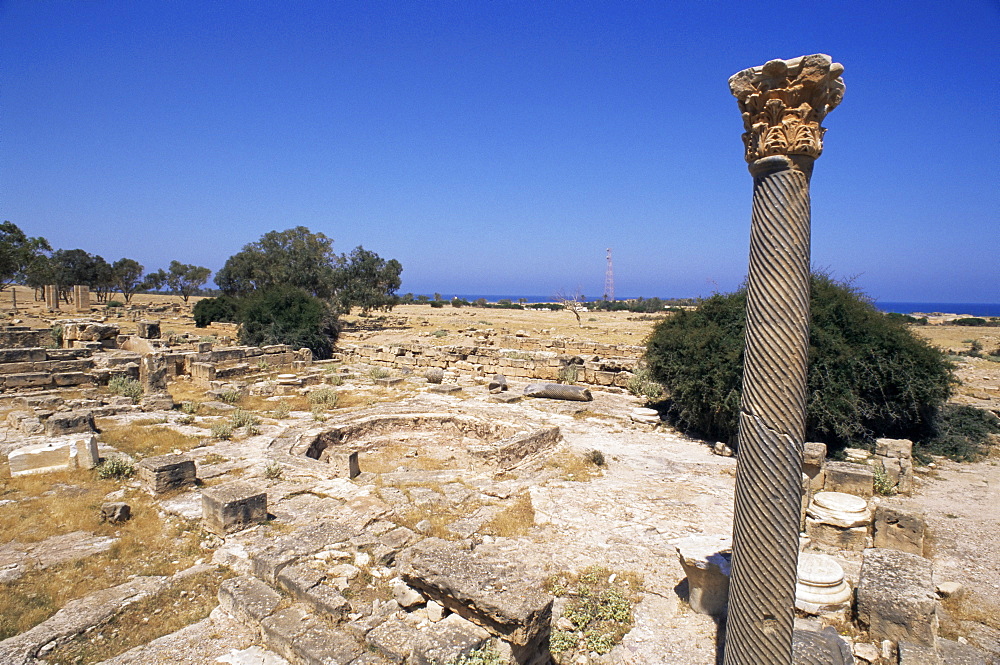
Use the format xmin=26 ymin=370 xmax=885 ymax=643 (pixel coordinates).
xmin=920 ymin=404 xmax=1000 ymax=462
xmin=108 ymin=375 xmax=144 ymax=403
xmin=231 ymin=409 xmax=260 ymax=428
xmin=430 ymin=300 xmax=445 ymax=308
xmin=369 ymin=367 xmax=391 ymax=380
xmin=263 ymin=462 xmax=283 ymax=480
xmin=645 ymin=274 xmax=954 ymax=452
xmin=886 ymin=312 xmax=928 ymax=325
xmin=558 ymin=364 xmax=578 ymax=384
xmin=587 ymin=449 xmax=606 ymax=466
xmin=953 ymin=317 xmax=990 ymax=327
xmin=49 ymin=325 xmax=63 ymax=348
xmin=211 ymin=422 xmax=234 ymax=440
xmin=272 ymin=401 xmax=291 ymax=419
xmin=432 ymin=329 xmax=448 ymax=338
xmin=192 ymin=295 xmax=241 ymax=328
xmin=238 ymin=286 xmax=338 ymax=359
xmin=308 ymin=389 xmax=339 ymax=409
xmin=626 ymin=366 xmax=664 ymax=402
xmin=106 ymin=300 xmax=124 ymax=308
xmin=219 ymin=389 xmax=242 ymax=405
xmin=97 ymin=456 xmax=135 ymax=480
xmin=447 ymin=645 xmax=506 ymax=665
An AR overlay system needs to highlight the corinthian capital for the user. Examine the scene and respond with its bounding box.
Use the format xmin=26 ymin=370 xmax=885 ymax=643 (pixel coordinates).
xmin=729 ymin=54 xmax=845 ymax=163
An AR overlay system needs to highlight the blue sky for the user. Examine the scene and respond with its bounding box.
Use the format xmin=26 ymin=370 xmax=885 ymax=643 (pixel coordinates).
xmin=2 ymin=1 xmax=997 ymax=302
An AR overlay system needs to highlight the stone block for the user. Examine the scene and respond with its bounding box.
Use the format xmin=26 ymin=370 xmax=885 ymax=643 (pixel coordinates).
xmin=873 ymin=501 xmax=925 ymax=555
xmin=857 ymin=548 xmax=938 ymax=648
xmin=218 ymin=575 xmax=282 ymax=626
xmin=140 ymin=392 xmax=175 ymax=411
xmin=898 ymin=641 xmax=941 ymax=664
xmin=304 ymin=583 xmax=350 ymax=621
xmin=424 ymin=368 xmax=444 ymax=384
xmin=321 ymin=451 xmax=360 ymax=479
xmin=488 ymin=373 xmax=508 ymax=393
xmin=277 ymin=562 xmax=325 ymax=599
xmin=824 ymin=461 xmax=875 ymax=498
xmin=805 ymin=519 xmax=869 ymax=551
xmin=367 ymin=619 xmax=432 ymax=663
xmin=202 ymin=480 xmax=268 ymax=535
xmin=803 ymin=441 xmax=827 ymax=491
xmin=4 ymin=372 xmax=53 ymax=388
xmin=400 ymin=539 xmax=552 ymax=650
xmin=138 ymin=453 xmax=197 ymax=493
xmin=100 ymin=502 xmax=131 ymax=523
xmin=374 ymin=376 xmax=403 ymax=386
xmin=52 ymin=372 xmax=92 ymax=387
xmin=0 ymin=347 xmax=46 ymax=363
xmin=674 ymin=534 xmax=731 ymax=616
xmin=874 ymin=438 xmax=914 ymax=495
xmin=8 ymin=435 xmax=100 ymax=476
xmin=938 ymin=638 xmax=990 ymax=665
xmin=411 ymin=614 xmax=491 ymax=665
xmin=136 ymin=320 xmax=161 ymax=339
xmin=43 ymin=409 xmax=95 ymax=436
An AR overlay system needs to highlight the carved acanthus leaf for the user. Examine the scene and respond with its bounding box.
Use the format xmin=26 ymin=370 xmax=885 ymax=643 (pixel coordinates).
xmin=729 ymin=54 xmax=845 ymax=162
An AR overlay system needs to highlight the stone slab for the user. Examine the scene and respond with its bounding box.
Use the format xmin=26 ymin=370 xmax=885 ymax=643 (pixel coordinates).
xmin=8 ymin=436 xmax=99 ymax=476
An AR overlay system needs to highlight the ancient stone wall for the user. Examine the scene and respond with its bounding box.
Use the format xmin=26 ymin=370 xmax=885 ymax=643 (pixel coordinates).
xmin=336 ymin=341 xmax=641 ymax=388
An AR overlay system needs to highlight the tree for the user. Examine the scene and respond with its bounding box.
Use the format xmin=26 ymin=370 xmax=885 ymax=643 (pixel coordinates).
xmin=216 ymin=226 xmax=341 ymax=299
xmin=166 ymin=261 xmax=211 ymax=303
xmin=50 ymin=249 xmax=98 ymax=302
xmin=0 ymin=222 xmax=50 ymax=292
xmin=112 ymin=258 xmax=145 ymax=304
xmin=555 ymin=289 xmax=586 ymax=326
xmin=193 ymin=294 xmax=241 ymax=327
xmin=143 ymin=269 xmax=168 ymax=292
xmin=333 ymin=246 xmax=402 ymax=314
xmin=90 ymin=255 xmax=115 ymax=303
xmin=645 ymin=274 xmax=955 ymax=453
xmin=237 ymin=286 xmax=338 ymax=358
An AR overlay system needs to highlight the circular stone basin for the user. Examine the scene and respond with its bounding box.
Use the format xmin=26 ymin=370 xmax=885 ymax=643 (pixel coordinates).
xmin=291 ymin=412 xmax=560 ymax=474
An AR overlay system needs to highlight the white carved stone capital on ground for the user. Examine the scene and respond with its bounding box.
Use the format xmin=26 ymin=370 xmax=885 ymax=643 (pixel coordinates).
xmin=675 ymin=534 xmax=732 ymax=616
xmin=729 ymin=54 xmax=845 ymax=162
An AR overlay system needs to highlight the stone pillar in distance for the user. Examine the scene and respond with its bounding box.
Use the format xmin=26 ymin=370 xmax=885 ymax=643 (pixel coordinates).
xmin=723 ymin=54 xmax=844 ymax=665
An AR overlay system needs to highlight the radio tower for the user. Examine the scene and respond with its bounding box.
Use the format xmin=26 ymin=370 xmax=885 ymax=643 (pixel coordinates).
xmin=603 ymin=248 xmax=615 ymax=302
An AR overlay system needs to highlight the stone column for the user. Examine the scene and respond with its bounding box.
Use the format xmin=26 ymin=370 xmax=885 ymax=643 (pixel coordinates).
xmin=723 ymin=55 xmax=844 ymax=665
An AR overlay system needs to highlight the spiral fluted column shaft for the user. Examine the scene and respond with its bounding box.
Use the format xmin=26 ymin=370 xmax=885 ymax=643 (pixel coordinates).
xmin=723 ymin=155 xmax=813 ymax=665
xmin=723 ymin=53 xmax=843 ymax=665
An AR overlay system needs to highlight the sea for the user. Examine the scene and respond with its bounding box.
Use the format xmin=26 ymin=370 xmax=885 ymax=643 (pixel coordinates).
xmin=441 ymin=295 xmax=1000 ymax=317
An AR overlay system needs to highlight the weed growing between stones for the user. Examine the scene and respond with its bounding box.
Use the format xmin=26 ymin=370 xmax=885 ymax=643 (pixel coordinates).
xmin=557 ymin=364 xmax=578 ymax=384
xmin=230 ymin=409 xmax=260 ymax=429
xmin=871 ymin=464 xmax=898 ymax=496
xmin=96 ymin=456 xmax=135 ymax=480
xmin=309 ymin=388 xmax=339 ymax=409
xmin=210 ymin=421 xmax=234 ymax=440
xmin=271 ymin=401 xmax=291 ymax=419
xmin=369 ymin=367 xmax=391 ymax=380
xmin=263 ymin=461 xmax=283 ymax=480
xmin=180 ymin=400 xmax=200 ymax=415
xmin=544 ymin=566 xmax=643 ymax=659
xmin=447 ymin=643 xmax=507 ymax=665
xmin=626 ymin=366 xmax=664 ymax=403
xmin=108 ymin=375 xmax=143 ymax=403
xmin=218 ymin=389 xmax=243 ymax=405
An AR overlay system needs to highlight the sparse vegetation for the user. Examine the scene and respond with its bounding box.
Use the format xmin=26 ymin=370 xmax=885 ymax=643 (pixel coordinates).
xmin=369 ymin=367 xmax=391 ymax=380
xmin=557 ymin=364 xmax=578 ymax=384
xmin=626 ymin=366 xmax=663 ymax=402
xmin=871 ymin=464 xmax=898 ymax=496
xmin=545 ymin=566 xmax=642 ymax=658
xmin=263 ymin=461 xmax=283 ymax=480
xmin=308 ymin=388 xmax=339 ymax=409
xmin=231 ymin=409 xmax=260 ymax=429
xmin=218 ymin=389 xmax=243 ymax=405
xmin=447 ymin=644 xmax=506 ymax=665
xmin=108 ymin=375 xmax=143 ymax=403
xmin=482 ymin=493 xmax=535 ymax=537
xmin=920 ymin=404 xmax=1000 ymax=462
xmin=272 ymin=401 xmax=291 ymax=419
xmin=210 ymin=421 xmax=234 ymax=440
xmin=99 ymin=423 xmax=202 ymax=458
xmin=96 ymin=456 xmax=136 ymax=480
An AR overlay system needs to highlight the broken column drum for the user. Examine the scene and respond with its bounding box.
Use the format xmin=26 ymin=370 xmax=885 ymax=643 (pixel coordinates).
xmin=723 ymin=55 xmax=845 ymax=665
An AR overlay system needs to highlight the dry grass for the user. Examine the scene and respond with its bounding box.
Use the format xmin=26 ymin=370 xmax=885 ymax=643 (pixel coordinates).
xmin=363 ymin=444 xmax=464 ymax=474
xmin=0 ymin=470 xmax=121 ymax=543
xmin=0 ymin=486 xmax=203 ymax=639
xmin=41 ymin=566 xmax=234 ymax=665
xmin=482 ymin=492 xmax=535 ymax=537
xmin=98 ymin=423 xmax=204 ymax=458
xmin=545 ymin=450 xmax=606 ymax=482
